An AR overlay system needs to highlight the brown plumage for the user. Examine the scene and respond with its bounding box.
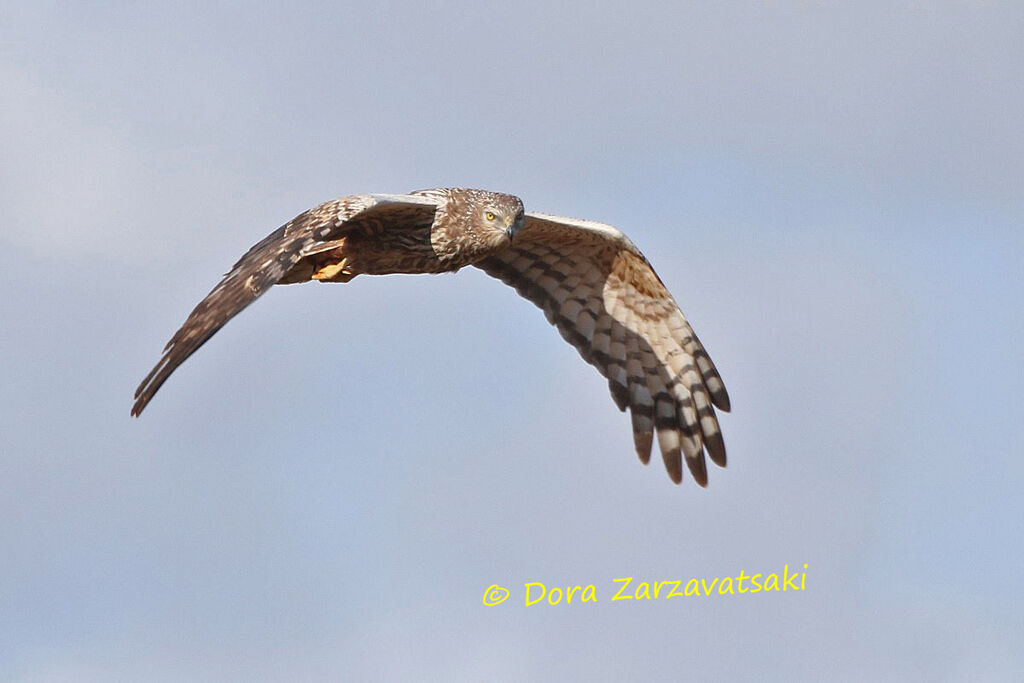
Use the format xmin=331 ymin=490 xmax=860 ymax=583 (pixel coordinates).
xmin=133 ymin=188 xmax=731 ymax=487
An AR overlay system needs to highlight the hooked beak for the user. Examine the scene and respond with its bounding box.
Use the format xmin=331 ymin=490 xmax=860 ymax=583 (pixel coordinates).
xmin=506 ymin=214 xmax=525 ymax=241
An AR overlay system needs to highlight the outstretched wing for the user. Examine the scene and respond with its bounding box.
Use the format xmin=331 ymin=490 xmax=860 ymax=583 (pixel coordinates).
xmin=131 ymin=193 xmax=438 ymax=416
xmin=475 ymin=213 xmax=730 ymax=486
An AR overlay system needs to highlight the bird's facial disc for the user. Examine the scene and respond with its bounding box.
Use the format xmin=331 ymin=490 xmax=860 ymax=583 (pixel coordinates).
xmin=482 ymin=198 xmax=525 ymax=242
xmin=483 ymin=207 xmax=509 ymax=233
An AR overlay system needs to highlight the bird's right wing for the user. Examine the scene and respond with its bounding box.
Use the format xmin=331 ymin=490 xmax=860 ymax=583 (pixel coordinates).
xmin=131 ymin=193 xmax=438 ymax=416
xmin=475 ymin=212 xmax=730 ymax=486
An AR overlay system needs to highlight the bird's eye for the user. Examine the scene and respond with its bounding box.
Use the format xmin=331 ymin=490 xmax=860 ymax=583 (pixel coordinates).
xmin=484 ymin=211 xmax=496 ymax=221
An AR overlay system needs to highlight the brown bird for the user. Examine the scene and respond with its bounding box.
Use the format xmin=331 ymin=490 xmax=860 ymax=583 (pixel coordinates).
xmin=132 ymin=188 xmax=731 ymax=486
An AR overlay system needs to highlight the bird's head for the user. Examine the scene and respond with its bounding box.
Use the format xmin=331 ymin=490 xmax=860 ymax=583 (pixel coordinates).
xmin=476 ymin=192 xmax=526 ymax=243
xmin=428 ymin=189 xmax=527 ymax=266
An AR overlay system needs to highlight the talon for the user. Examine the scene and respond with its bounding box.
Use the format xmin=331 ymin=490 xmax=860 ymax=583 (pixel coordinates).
xmin=313 ymin=260 xmax=350 ymax=281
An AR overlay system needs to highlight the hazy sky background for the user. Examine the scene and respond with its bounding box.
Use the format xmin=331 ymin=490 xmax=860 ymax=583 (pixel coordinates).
xmin=2 ymin=2 xmax=1022 ymax=680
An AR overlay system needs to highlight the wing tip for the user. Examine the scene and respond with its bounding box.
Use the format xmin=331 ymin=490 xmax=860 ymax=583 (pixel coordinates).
xmin=705 ymin=432 xmax=727 ymax=468
xmin=658 ymin=438 xmax=684 ymax=484
xmin=633 ymin=431 xmax=653 ymax=465
xmin=711 ymin=385 xmax=731 ymax=412
xmin=130 ymin=386 xmax=153 ymax=417
xmin=685 ymin=453 xmax=709 ymax=487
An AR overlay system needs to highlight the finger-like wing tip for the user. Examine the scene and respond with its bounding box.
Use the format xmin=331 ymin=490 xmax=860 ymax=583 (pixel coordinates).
xmin=633 ymin=431 xmax=653 ymax=465
xmin=130 ymin=390 xmax=152 ymax=417
xmin=685 ymin=454 xmax=709 ymax=487
xmin=132 ymin=352 xmax=173 ymax=415
xmin=705 ymin=432 xmax=727 ymax=468
xmin=712 ymin=389 xmax=731 ymax=413
xmin=659 ymin=440 xmax=684 ymax=484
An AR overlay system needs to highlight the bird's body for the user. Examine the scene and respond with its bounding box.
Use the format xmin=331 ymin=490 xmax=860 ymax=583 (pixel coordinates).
xmin=133 ymin=188 xmax=730 ymax=487
xmin=279 ymin=188 xmax=523 ymax=282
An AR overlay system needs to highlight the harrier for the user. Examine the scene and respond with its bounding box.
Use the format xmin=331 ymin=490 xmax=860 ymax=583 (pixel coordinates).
xmin=133 ymin=188 xmax=731 ymax=486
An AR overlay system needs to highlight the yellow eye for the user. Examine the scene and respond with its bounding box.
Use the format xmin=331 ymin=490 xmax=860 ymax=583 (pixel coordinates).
xmin=484 ymin=211 xmax=496 ymax=221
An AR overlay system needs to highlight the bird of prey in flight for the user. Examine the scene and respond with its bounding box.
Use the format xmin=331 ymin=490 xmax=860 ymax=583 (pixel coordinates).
xmin=133 ymin=188 xmax=731 ymax=486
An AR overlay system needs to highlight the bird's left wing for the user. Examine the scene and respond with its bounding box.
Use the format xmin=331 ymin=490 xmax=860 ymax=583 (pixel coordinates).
xmin=474 ymin=212 xmax=730 ymax=486
xmin=131 ymin=193 xmax=438 ymax=416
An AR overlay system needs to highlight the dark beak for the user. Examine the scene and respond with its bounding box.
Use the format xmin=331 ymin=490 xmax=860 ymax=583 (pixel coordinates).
xmin=507 ymin=214 xmax=525 ymax=242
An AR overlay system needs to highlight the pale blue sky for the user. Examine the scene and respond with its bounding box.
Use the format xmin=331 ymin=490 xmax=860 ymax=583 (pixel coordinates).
xmin=2 ymin=2 xmax=1022 ymax=680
